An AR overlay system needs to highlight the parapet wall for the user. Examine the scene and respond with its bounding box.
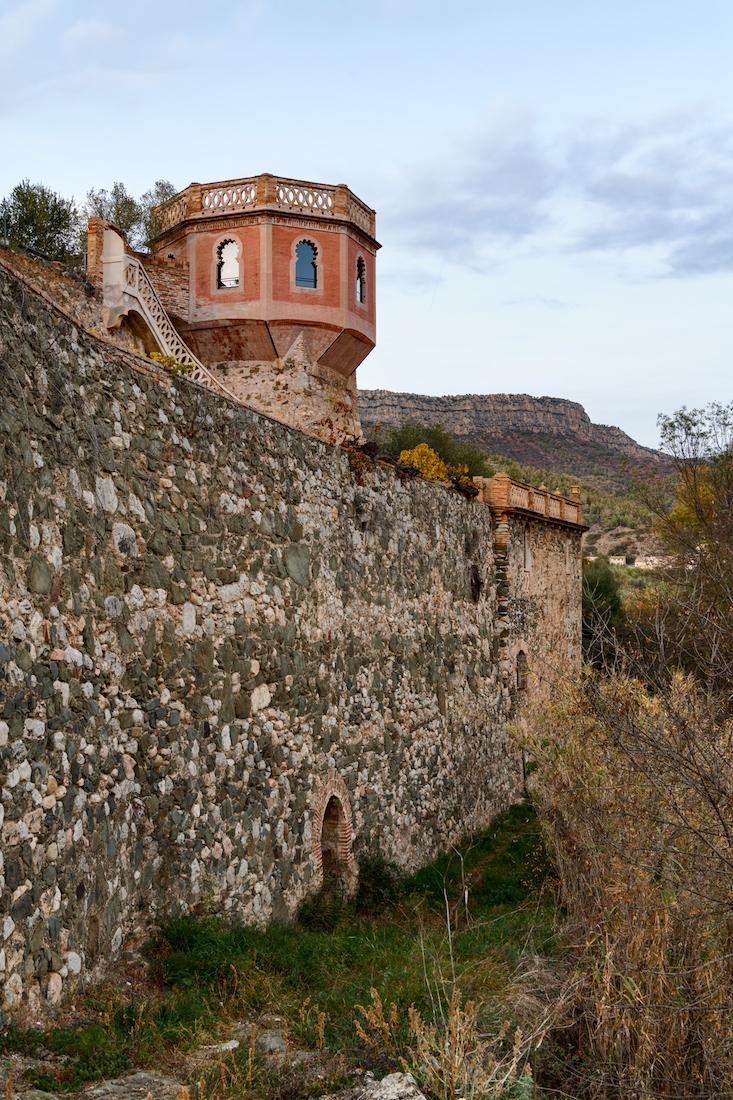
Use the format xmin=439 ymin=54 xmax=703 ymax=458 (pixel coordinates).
xmin=0 ymin=264 xmax=534 ymax=1020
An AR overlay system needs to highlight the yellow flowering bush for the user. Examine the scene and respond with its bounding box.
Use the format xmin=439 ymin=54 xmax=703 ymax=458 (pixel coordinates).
xmin=398 ymin=444 xmax=476 ymax=495
xmin=398 ymin=443 xmax=451 ymax=483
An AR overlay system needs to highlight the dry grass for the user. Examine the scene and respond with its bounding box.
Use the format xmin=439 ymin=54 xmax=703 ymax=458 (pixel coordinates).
xmin=522 ymin=673 xmax=733 ymax=1098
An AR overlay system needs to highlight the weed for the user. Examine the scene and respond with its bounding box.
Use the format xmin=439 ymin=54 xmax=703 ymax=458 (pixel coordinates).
xmin=352 ymin=854 xmax=402 ymax=914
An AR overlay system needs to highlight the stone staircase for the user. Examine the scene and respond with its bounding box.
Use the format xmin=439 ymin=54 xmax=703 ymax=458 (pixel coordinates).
xmin=100 ymin=227 xmax=236 ymax=401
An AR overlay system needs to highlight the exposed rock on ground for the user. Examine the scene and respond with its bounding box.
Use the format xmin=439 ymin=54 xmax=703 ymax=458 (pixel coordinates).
xmin=326 ymin=1071 xmax=427 ymax=1100
xmin=82 ymin=1071 xmax=184 ymax=1098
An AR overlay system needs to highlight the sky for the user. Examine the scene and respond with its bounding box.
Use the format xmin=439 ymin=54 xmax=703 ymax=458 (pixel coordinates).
xmin=2 ymin=0 xmax=733 ymax=447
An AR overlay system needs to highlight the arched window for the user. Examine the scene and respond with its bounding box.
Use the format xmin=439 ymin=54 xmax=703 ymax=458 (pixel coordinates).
xmin=320 ymin=796 xmax=345 ymax=879
xmin=295 ymin=239 xmax=318 ymax=289
xmin=355 ymin=256 xmax=366 ymax=304
xmin=516 ymin=651 xmax=528 ymax=693
xmin=216 ymin=239 xmax=240 ymax=289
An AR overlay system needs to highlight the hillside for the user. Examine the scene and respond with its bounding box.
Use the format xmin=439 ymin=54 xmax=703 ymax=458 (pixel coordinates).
xmin=359 ymin=389 xmax=669 ymax=492
xmin=359 ymin=389 xmax=673 ymax=558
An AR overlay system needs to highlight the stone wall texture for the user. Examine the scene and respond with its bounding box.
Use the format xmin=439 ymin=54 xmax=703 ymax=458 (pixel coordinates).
xmin=500 ymin=519 xmax=583 ymax=693
xmin=0 ymin=264 xmax=584 ymax=1021
xmin=210 ymin=348 xmax=362 ymax=446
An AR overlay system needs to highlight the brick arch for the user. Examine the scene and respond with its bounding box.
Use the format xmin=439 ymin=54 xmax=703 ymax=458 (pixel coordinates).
xmin=311 ymin=770 xmax=358 ymax=894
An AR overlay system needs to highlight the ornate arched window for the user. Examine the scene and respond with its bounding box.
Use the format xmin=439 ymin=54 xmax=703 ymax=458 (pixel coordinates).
xmin=216 ymin=238 xmax=240 ymax=289
xmin=295 ymin=239 xmax=318 ymax=289
xmin=355 ymin=256 xmax=366 ymax=304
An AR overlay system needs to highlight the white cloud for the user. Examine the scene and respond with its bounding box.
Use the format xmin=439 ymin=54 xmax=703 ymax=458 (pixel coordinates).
xmin=383 ymin=108 xmax=733 ymax=278
xmin=0 ymin=0 xmax=55 ymax=59
xmin=61 ymin=18 xmax=123 ymax=51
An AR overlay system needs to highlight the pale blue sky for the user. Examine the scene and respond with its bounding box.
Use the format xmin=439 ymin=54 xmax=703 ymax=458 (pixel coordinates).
xmin=3 ymin=0 xmax=733 ymax=446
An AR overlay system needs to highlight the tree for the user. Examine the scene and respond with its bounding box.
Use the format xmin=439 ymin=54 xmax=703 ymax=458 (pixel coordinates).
xmin=0 ymin=179 xmax=80 ymax=259
xmin=523 ymin=405 xmax=733 ymax=1095
xmin=85 ymin=179 xmax=177 ymax=250
xmin=374 ymin=420 xmax=493 ymax=478
xmin=581 ymin=555 xmax=623 ymax=665
xmin=85 ymin=182 xmax=142 ymax=245
xmin=582 ymin=556 xmax=623 ymax=628
xmin=627 ymin=402 xmax=733 ymax=687
xmin=140 ymin=179 xmax=177 ymax=246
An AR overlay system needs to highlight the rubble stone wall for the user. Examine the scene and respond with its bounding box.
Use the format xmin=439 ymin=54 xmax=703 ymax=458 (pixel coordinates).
xmin=501 ymin=519 xmax=584 ymax=693
xmin=210 ymin=353 xmax=362 ymax=445
xmin=0 ymin=264 xmax=529 ymax=1021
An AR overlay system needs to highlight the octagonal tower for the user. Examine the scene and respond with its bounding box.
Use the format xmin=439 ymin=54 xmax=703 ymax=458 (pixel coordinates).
xmin=147 ymin=174 xmax=379 ymax=443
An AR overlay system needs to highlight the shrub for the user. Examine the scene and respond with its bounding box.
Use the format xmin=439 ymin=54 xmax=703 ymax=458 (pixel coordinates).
xmin=524 ymin=673 xmax=733 ymax=1096
xmin=352 ymin=855 xmax=402 ymax=914
xmin=376 ymin=421 xmax=492 ymax=478
xmin=398 ymin=443 xmax=451 ymax=483
xmin=149 ymin=351 xmax=193 ymax=376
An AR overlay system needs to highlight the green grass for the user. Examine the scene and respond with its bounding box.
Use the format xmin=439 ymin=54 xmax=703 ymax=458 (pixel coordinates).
xmin=402 ymin=800 xmax=554 ymax=908
xmin=0 ymin=801 xmax=558 ymax=1096
xmin=0 ymin=990 xmax=219 ymax=1092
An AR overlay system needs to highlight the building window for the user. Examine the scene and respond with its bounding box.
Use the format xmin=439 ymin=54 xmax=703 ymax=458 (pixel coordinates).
xmin=295 ymin=239 xmax=318 ymax=288
xmin=216 ymin=239 xmax=240 ymax=289
xmin=516 ymin=651 xmax=528 ymax=693
xmin=355 ymin=256 xmax=366 ymax=303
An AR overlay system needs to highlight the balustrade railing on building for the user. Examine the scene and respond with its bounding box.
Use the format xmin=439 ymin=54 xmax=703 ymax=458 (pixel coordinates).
xmin=201 ymin=180 xmax=258 ymax=214
xmin=477 ymin=473 xmax=584 ymax=527
xmin=151 ymin=174 xmax=377 ymax=239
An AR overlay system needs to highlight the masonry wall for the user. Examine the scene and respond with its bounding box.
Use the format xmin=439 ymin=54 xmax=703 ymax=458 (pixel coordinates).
xmin=501 ymin=518 xmax=583 ymax=695
xmin=141 ymin=255 xmax=190 ymax=322
xmin=0 ymin=265 xmax=524 ymax=1021
xmin=210 ymin=353 xmax=362 ymax=446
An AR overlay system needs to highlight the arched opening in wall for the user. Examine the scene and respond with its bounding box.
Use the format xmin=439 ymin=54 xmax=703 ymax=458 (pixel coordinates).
xmin=321 ymin=796 xmax=346 ymax=880
xmin=516 ymin=650 xmax=528 ymax=693
xmin=355 ymin=256 xmax=366 ymax=303
xmin=126 ymin=308 xmax=160 ymax=356
xmin=311 ymin=771 xmax=358 ymax=899
xmin=217 ymin=238 xmax=240 ymax=288
xmin=295 ymin=239 xmax=318 ymax=288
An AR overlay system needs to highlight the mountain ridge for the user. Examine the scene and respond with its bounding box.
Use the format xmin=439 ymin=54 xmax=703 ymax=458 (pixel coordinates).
xmin=358 ymin=389 xmax=668 ymax=490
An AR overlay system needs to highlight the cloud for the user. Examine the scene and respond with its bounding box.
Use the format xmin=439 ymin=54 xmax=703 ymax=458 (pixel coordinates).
xmin=386 ymin=108 xmax=733 ymax=277
xmin=565 ymin=115 xmax=733 ymax=274
xmin=502 ymin=295 xmax=571 ymax=310
xmin=0 ymin=0 xmax=55 ymax=59
xmin=61 ymin=18 xmax=124 ymax=51
xmin=384 ymin=115 xmax=558 ymax=266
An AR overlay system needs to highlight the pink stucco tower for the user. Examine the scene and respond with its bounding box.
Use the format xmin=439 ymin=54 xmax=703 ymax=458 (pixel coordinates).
xmin=146 ymin=174 xmax=379 ymax=442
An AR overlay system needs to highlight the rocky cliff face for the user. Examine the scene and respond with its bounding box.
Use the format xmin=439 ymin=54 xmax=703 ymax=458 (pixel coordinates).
xmin=359 ymin=390 xmax=667 ymax=487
